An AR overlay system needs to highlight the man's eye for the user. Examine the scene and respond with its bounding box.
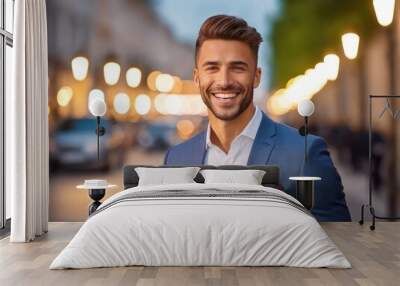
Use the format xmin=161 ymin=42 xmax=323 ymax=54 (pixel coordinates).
xmin=232 ymin=66 xmax=246 ymax=71
xmin=205 ymin=66 xmax=218 ymax=71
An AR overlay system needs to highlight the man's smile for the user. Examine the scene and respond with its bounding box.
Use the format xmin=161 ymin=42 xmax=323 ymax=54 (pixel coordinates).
xmin=209 ymin=91 xmax=241 ymax=106
xmin=210 ymin=92 xmax=240 ymax=100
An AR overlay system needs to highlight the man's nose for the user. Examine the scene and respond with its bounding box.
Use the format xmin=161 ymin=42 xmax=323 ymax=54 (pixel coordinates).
xmin=215 ymin=67 xmax=232 ymax=87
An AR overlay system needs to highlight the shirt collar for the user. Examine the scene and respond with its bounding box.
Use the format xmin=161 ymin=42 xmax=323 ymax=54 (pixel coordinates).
xmin=206 ymin=106 xmax=263 ymax=148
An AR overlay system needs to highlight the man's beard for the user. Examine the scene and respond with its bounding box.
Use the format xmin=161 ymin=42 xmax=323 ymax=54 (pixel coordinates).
xmin=199 ymin=81 xmax=253 ymax=121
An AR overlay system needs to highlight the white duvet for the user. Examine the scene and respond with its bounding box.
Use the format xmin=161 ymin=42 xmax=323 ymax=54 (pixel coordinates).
xmin=50 ymin=183 xmax=351 ymax=269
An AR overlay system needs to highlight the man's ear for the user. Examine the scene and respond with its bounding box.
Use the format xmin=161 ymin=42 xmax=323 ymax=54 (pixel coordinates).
xmin=193 ymin=68 xmax=200 ymax=89
xmin=253 ymin=67 xmax=262 ymax=88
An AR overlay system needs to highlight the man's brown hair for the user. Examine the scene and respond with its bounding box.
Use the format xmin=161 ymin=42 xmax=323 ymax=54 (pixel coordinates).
xmin=195 ymin=15 xmax=263 ymax=65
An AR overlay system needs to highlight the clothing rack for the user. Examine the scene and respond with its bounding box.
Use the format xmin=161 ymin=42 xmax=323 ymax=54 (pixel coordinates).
xmin=359 ymin=95 xmax=400 ymax=230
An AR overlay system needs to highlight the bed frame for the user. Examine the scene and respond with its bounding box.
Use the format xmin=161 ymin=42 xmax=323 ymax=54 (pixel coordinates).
xmin=123 ymin=165 xmax=282 ymax=190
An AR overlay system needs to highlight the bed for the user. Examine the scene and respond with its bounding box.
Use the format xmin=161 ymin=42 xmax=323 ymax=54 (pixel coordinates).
xmin=50 ymin=165 xmax=350 ymax=269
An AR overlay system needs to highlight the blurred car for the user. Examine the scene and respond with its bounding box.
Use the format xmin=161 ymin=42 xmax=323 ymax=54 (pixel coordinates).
xmin=53 ymin=118 xmax=127 ymax=171
xmin=136 ymin=122 xmax=179 ymax=151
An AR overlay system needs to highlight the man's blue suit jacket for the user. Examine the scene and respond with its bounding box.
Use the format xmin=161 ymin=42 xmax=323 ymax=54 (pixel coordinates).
xmin=164 ymin=112 xmax=351 ymax=222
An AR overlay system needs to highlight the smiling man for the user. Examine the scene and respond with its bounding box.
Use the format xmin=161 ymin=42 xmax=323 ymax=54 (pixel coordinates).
xmin=164 ymin=15 xmax=351 ymax=221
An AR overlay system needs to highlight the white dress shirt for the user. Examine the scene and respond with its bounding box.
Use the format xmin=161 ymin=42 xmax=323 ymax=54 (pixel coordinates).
xmin=205 ymin=107 xmax=263 ymax=166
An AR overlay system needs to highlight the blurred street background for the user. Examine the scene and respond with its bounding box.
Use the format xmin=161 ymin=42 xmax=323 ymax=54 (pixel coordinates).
xmin=47 ymin=0 xmax=400 ymax=222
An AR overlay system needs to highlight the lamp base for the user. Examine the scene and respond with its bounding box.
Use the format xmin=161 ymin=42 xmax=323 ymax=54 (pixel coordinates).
xmin=88 ymin=188 xmax=105 ymax=215
xmin=289 ymin=177 xmax=321 ymax=210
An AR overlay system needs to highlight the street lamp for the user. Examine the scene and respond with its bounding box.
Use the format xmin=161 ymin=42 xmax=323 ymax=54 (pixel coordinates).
xmin=373 ymin=0 xmax=395 ymax=27
xmin=71 ymin=56 xmax=89 ymax=81
xmin=341 ymin=33 xmax=360 ymax=60
xmin=103 ymin=61 xmax=121 ymax=86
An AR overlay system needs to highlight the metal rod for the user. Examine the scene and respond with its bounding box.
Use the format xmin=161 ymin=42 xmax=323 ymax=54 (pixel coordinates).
xmin=387 ymin=23 xmax=398 ymax=217
xmin=369 ymin=95 xmax=372 ymax=206
xmin=96 ymin=116 xmax=100 ymax=161
xmin=305 ymin=116 xmax=308 ymax=165
xmin=370 ymin=95 xmax=400 ymax=98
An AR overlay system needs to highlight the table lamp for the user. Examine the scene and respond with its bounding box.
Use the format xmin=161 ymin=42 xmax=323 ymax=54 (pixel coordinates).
xmin=89 ymin=98 xmax=107 ymax=160
xmin=289 ymin=99 xmax=321 ymax=210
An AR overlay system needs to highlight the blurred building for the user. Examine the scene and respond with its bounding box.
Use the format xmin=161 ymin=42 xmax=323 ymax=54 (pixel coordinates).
xmin=269 ymin=2 xmax=400 ymax=217
xmin=46 ymin=0 xmax=200 ymax=127
xmin=47 ymin=0 xmax=194 ymax=76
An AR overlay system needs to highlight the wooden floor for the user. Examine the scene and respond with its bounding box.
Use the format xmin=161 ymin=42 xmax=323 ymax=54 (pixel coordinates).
xmin=0 ymin=222 xmax=399 ymax=286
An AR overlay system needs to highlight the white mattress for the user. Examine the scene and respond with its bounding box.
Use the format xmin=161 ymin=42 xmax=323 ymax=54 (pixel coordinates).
xmin=50 ymin=183 xmax=351 ymax=269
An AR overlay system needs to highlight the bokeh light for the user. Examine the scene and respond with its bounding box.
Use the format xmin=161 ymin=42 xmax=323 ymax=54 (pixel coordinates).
xmin=135 ymin=94 xmax=151 ymax=115
xmin=155 ymin=73 xmax=174 ymax=93
xmin=113 ymin=92 xmax=130 ymax=114
xmin=57 ymin=86 xmax=73 ymax=107
xmin=71 ymin=56 xmax=89 ymax=81
xmin=341 ymin=33 xmax=360 ymax=60
xmin=147 ymin=70 xmax=161 ymax=91
xmin=104 ymin=62 xmax=121 ymax=85
xmin=126 ymin=67 xmax=142 ymax=88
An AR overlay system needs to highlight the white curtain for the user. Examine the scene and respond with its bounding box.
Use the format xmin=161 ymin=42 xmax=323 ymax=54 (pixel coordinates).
xmin=8 ymin=0 xmax=49 ymax=242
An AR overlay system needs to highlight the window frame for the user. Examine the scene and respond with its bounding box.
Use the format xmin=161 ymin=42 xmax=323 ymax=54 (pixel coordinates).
xmin=0 ymin=0 xmax=14 ymax=230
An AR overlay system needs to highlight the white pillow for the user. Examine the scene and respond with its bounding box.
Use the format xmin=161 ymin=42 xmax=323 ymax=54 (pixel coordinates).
xmin=200 ymin=169 xmax=266 ymax=185
xmin=135 ymin=167 xmax=201 ymax=186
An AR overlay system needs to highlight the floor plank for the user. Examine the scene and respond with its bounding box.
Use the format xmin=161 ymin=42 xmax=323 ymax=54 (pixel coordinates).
xmin=0 ymin=222 xmax=399 ymax=286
